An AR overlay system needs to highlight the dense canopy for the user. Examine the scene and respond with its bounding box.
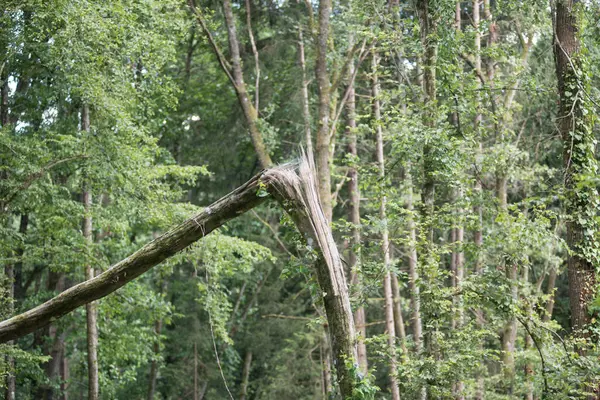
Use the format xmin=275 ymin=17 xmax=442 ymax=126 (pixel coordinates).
xmin=1 ymin=0 xmax=600 ymax=399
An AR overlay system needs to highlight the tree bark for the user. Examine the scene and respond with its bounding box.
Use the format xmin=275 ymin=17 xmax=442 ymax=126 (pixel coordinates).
xmin=314 ymin=0 xmax=333 ymax=222
xmin=553 ymin=0 xmax=597 ymax=338
xmin=148 ymin=279 xmax=168 ymax=400
xmin=36 ymin=273 xmax=66 ymax=400
xmin=298 ymin=26 xmax=315 ymax=169
xmin=82 ymin=104 xmax=99 ymax=400
xmin=346 ymin=57 xmax=367 ymax=374
xmin=391 ymin=275 xmax=408 ymax=357
xmin=372 ymin=52 xmax=400 ymax=400
xmin=239 ymin=351 xmax=252 ymax=400
xmin=405 ymin=167 xmax=422 ymax=353
xmin=543 ymin=267 xmax=557 ymax=322
xmin=417 ymin=0 xmax=437 ymax=247
xmin=472 ymin=2 xmax=485 ymax=397
xmin=193 ymin=342 xmax=198 ymax=400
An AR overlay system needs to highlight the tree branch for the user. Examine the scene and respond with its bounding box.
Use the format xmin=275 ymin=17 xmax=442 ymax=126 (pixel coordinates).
xmin=2 ymin=155 xmax=87 ymax=207
xmin=188 ymin=0 xmax=236 ymax=89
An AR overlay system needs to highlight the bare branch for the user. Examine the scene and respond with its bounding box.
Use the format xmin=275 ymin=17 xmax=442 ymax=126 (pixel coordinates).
xmin=188 ymin=0 xmax=236 ymax=89
xmin=245 ymin=0 xmax=261 ymax=110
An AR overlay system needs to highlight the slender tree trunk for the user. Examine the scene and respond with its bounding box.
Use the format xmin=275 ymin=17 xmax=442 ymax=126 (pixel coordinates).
xmin=298 ymin=26 xmax=314 ymax=168
xmin=372 ymin=53 xmax=400 ymax=400
xmin=14 ymin=214 xmax=28 ymax=301
xmin=0 ymin=160 xmax=359 ymax=398
xmin=190 ymin=0 xmax=272 ymax=168
xmin=451 ymin=198 xmax=465 ymax=399
xmin=321 ymin=331 xmax=332 ymax=396
xmin=82 ymin=105 xmax=99 ymax=400
xmin=498 ymin=177 xmax=517 ymax=392
xmin=1 ymin=63 xmax=15 ymax=400
xmin=391 ymin=276 xmax=408 ymax=357
xmin=315 ymin=0 xmax=333 ymax=222
xmin=60 ymin=354 xmax=69 ymax=400
xmin=553 ymin=0 xmax=597 ymax=339
xmin=37 ymin=272 xmax=66 ymax=400
xmin=239 ymin=351 xmax=252 ymax=400
xmin=194 ymin=342 xmax=198 ymax=400
xmin=543 ymin=267 xmax=557 ymax=322
xmin=3 ymin=258 xmax=15 ymax=400
xmin=314 ymin=3 xmax=336 ymax=390
xmin=472 ymin=2 xmax=485 ymax=397
xmin=417 ymin=0 xmax=437 ymax=248
xmin=0 ymin=64 xmax=8 ymax=126
xmin=522 ymin=265 xmax=534 ymax=400
xmin=147 ymin=319 xmax=162 ymax=400
xmin=148 ymin=279 xmax=167 ymax=400
xmin=405 ymin=167 xmax=422 ymax=353
xmin=244 ymin=0 xmax=260 ymax=111
xmin=346 ymin=58 xmax=367 ymax=373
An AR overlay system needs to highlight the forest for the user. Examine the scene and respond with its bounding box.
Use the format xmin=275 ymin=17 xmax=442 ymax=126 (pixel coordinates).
xmin=1 ymin=0 xmax=600 ymax=398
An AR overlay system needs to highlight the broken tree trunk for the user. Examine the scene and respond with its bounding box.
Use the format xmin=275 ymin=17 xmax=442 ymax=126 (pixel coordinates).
xmin=0 ymin=157 xmax=358 ymax=398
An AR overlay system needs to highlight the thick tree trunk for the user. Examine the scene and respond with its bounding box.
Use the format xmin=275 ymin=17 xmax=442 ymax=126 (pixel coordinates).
xmin=82 ymin=104 xmax=99 ymax=400
xmin=553 ymin=0 xmax=597 ymax=338
xmin=372 ymin=53 xmax=400 ymax=400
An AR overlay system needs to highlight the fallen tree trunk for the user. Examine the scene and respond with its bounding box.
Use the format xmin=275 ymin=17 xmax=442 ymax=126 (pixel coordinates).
xmin=0 ymin=157 xmax=358 ymax=397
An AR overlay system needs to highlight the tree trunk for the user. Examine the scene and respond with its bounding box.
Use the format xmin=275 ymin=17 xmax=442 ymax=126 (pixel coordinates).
xmin=405 ymin=167 xmax=422 ymax=353
xmin=298 ymin=26 xmax=315 ymax=169
xmin=314 ymin=0 xmax=333 ymax=222
xmin=239 ymin=351 xmax=252 ymax=400
xmin=472 ymin=1 xmax=485 ymax=397
xmin=417 ymin=0 xmax=437 ymax=248
xmin=147 ymin=319 xmax=163 ymax=400
xmin=37 ymin=272 xmax=66 ymax=400
xmin=391 ymin=275 xmax=408 ymax=357
xmin=553 ymin=0 xmax=597 ymax=338
xmin=82 ymin=104 xmax=99 ymax=400
xmin=320 ymin=332 xmax=332 ymax=396
xmin=346 ymin=57 xmax=367 ymax=373
xmin=60 ymin=353 xmax=69 ymax=400
xmin=194 ymin=342 xmax=198 ymax=400
xmin=191 ymin=0 xmax=272 ymax=168
xmin=372 ymin=52 xmax=400 ymax=400
xmin=543 ymin=267 xmax=557 ymax=322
